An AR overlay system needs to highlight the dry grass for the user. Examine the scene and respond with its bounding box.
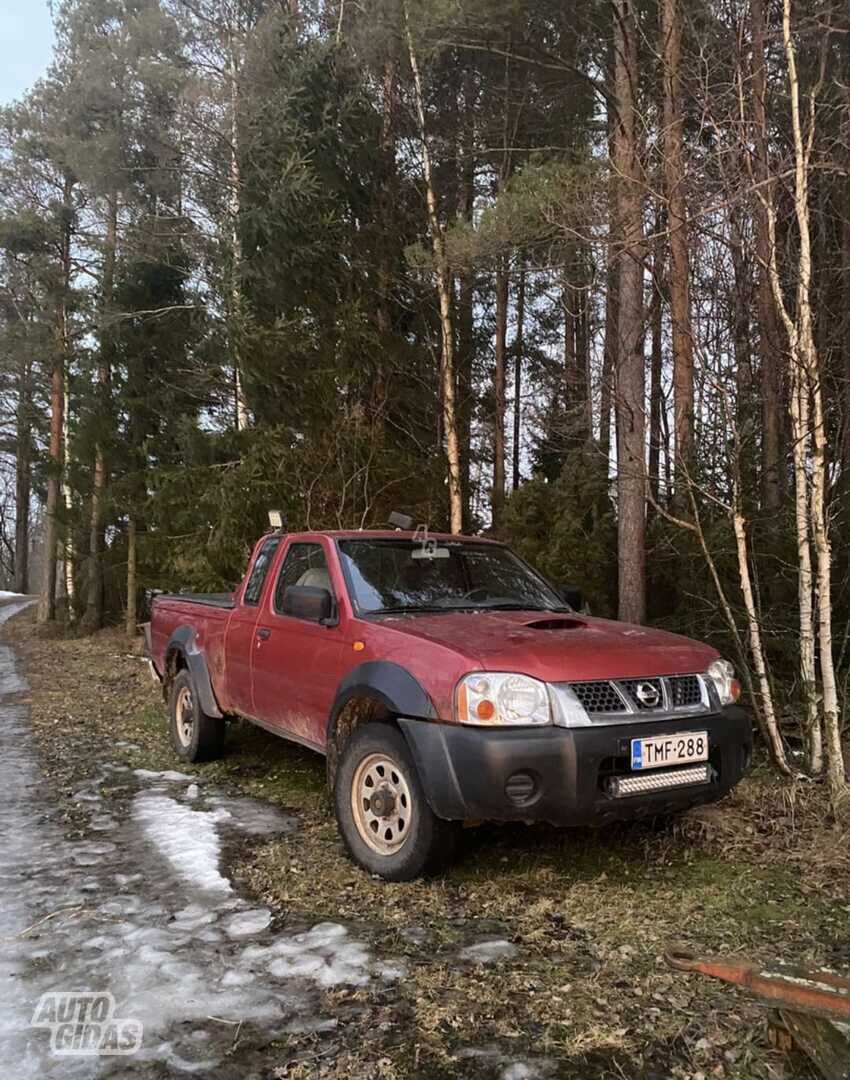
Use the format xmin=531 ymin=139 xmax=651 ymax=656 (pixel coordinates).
xmin=5 ymin=606 xmax=848 ymax=1079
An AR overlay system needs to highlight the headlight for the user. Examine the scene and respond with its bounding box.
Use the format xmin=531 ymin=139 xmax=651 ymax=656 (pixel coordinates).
xmin=455 ymin=672 xmax=551 ymax=726
xmin=706 ymin=659 xmax=741 ymax=706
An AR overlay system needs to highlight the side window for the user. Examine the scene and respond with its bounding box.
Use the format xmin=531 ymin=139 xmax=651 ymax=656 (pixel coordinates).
xmin=242 ymin=536 xmax=281 ymax=605
xmin=274 ymin=543 xmax=332 ymax=615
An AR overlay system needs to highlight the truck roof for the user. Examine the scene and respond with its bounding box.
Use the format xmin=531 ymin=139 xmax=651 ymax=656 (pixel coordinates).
xmin=276 ymin=530 xmax=502 ymax=544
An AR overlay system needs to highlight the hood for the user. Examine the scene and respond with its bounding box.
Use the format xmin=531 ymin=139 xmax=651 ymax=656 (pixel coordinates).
xmin=374 ymin=610 xmax=717 ymax=682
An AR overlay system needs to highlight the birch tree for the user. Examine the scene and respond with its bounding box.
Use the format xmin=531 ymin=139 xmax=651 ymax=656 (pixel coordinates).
xmin=403 ymin=2 xmax=463 ymax=534
xmin=758 ymin=0 xmax=847 ymax=806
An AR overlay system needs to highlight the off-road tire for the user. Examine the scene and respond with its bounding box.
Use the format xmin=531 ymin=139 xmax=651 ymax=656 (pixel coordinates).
xmin=334 ymin=722 xmax=458 ymax=881
xmin=168 ymin=669 xmax=225 ymax=763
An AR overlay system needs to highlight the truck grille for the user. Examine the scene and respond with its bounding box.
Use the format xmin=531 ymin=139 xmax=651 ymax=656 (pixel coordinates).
xmin=559 ymin=674 xmax=709 ymax=722
xmin=670 ymin=674 xmax=703 ymax=707
xmin=571 ymin=681 xmax=628 ymax=714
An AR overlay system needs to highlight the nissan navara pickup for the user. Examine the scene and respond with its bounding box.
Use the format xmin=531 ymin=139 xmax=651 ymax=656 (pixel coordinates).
xmin=147 ymin=526 xmax=751 ymax=880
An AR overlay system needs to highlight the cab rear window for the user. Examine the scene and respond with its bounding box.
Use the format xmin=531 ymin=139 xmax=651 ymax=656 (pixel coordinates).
xmin=243 ymin=536 xmax=281 ymax=605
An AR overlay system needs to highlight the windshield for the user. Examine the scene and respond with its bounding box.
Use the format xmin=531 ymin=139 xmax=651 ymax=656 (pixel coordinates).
xmin=338 ymin=539 xmax=566 ymax=615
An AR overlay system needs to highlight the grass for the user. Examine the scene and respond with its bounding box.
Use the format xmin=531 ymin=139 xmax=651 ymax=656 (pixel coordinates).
xmin=5 ymin=606 xmax=848 ymax=1078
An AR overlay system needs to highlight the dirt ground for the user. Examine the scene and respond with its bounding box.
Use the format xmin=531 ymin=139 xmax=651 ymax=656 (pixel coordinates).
xmin=6 ymin=607 xmax=850 ymax=1079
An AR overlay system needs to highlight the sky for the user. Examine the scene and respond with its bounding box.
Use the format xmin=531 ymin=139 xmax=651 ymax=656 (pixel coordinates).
xmin=0 ymin=0 xmax=55 ymax=106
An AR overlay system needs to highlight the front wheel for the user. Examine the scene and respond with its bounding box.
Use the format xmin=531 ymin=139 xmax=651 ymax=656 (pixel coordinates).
xmin=334 ymin=723 xmax=458 ymax=881
xmin=169 ymin=669 xmax=225 ymax=763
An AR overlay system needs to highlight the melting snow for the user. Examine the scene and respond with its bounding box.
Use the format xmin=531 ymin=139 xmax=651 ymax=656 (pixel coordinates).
xmin=134 ymin=792 xmax=233 ymax=892
xmin=458 ymin=1046 xmax=553 ymax=1079
xmin=460 ymin=939 xmax=518 ymax=964
xmin=502 ymin=1064 xmax=540 ymax=1080
xmin=225 ymin=908 xmax=272 ymax=937
xmin=134 ymin=767 xmax=194 ymax=782
xmin=0 ymin=607 xmax=402 ymax=1077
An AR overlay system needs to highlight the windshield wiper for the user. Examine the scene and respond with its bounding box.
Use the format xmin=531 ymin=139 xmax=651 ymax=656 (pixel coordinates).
xmin=477 ymin=602 xmax=572 ymax=612
xmin=368 ymin=604 xmax=478 ymax=615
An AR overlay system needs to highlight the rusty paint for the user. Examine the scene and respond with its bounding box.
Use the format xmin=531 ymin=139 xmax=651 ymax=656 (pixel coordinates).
xmin=666 ymin=947 xmax=850 ymax=1023
xmin=326 ymin=696 xmax=390 ymax=791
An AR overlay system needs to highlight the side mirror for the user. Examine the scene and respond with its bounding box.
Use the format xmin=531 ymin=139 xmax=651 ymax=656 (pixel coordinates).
xmin=558 ymin=584 xmax=585 ymax=611
xmin=282 ymin=585 xmax=335 ymax=624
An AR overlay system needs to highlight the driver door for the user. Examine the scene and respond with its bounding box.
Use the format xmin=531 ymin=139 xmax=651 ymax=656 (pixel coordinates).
xmin=250 ymin=539 xmax=345 ymax=748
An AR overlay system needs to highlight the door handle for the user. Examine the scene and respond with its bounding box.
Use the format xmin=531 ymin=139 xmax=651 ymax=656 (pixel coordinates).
xmin=256 ymin=627 xmax=271 ymax=641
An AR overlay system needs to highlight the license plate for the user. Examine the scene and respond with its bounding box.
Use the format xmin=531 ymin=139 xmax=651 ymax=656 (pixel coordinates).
xmin=631 ymin=731 xmax=708 ymax=770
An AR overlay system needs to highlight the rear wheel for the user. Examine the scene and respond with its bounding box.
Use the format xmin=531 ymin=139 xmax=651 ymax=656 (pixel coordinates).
xmin=334 ymin=723 xmax=458 ymax=880
xmin=169 ymin=669 xmax=225 ymax=763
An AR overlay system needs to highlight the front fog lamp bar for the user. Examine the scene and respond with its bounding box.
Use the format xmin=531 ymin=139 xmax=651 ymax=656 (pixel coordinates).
xmin=456 ymin=672 xmax=551 ymax=726
xmin=605 ymin=764 xmax=711 ymax=798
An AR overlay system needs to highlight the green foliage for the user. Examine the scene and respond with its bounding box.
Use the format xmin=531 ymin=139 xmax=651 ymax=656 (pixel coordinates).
xmin=498 ymin=447 xmax=617 ymax=616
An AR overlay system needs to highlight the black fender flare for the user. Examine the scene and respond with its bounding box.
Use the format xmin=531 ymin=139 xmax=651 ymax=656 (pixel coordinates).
xmin=328 ymin=661 xmax=437 ymax=736
xmin=164 ymin=626 xmax=224 ymax=719
xmin=325 ymin=662 xmax=437 ymax=790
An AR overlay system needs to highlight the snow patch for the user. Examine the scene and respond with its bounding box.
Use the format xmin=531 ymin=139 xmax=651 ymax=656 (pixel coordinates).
xmin=225 ymin=908 xmax=272 ymax=938
xmin=502 ymin=1064 xmax=540 ymax=1080
xmin=0 ymin=650 xmax=388 ymax=1078
xmin=207 ymin=794 xmax=295 ymax=835
xmin=134 ymin=768 xmax=195 ymax=782
xmin=460 ymin=939 xmax=518 ymax=964
xmin=246 ymin=922 xmax=373 ymax=988
xmin=133 ymin=793 xmax=233 ymax=892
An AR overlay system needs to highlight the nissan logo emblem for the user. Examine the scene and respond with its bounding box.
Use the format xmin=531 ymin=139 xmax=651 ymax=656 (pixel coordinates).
xmin=635 ymin=681 xmax=660 ymax=707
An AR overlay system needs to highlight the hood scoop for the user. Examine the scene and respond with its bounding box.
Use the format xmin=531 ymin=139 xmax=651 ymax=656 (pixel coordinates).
xmin=523 ymin=617 xmax=586 ymax=631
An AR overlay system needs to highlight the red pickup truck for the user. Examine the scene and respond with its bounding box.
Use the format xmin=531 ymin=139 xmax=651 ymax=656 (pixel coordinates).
xmin=148 ymin=526 xmax=751 ymax=880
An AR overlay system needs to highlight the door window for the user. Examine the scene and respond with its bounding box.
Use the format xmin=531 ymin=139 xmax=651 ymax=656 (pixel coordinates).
xmin=242 ymin=535 xmax=281 ymax=605
xmin=274 ymin=543 xmax=333 ymax=616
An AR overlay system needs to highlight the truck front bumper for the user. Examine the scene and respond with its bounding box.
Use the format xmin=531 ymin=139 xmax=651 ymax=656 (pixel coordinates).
xmin=398 ymin=707 xmax=752 ymax=826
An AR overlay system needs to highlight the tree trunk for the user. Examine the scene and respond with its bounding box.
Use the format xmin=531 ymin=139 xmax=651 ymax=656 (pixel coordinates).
xmin=648 ymin=261 xmax=663 ymax=504
xmin=125 ymin=516 xmax=137 ymax=637
xmin=601 ymin=39 xmax=619 ymax=470
xmin=512 ymin=265 xmax=525 ymax=490
xmin=777 ymin=0 xmax=844 ymax=802
xmin=455 ymin=66 xmax=476 ymax=529
xmin=14 ymin=352 xmax=31 ymax=595
xmin=751 ymin=0 xmax=784 ymax=512
xmin=39 ymin=174 xmax=73 ymax=624
xmin=84 ymin=191 xmax=118 ymax=632
xmin=601 ymin=259 xmax=618 ymax=466
xmin=576 ymin=272 xmax=592 ymax=440
xmin=732 ymin=510 xmax=791 ymax=771
xmin=405 ymin=6 xmax=463 ymax=533
xmin=563 ymin=268 xmax=577 ymax=445
xmin=841 ymin=158 xmax=850 ymax=489
xmin=372 ymin=56 xmax=398 ymax=431
xmin=492 ymin=260 xmax=509 ymax=524
xmin=729 ymin=213 xmax=756 ymax=497
xmin=229 ymin=27 xmax=249 ymax=433
xmin=564 ymin=253 xmax=590 ymax=446
xmin=62 ymin=380 xmax=74 ymax=614
xmin=613 ymin=0 xmax=647 ymax=624
xmin=660 ymin=0 xmax=694 ymax=502
xmin=759 ymin=0 xmax=848 ymax=789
